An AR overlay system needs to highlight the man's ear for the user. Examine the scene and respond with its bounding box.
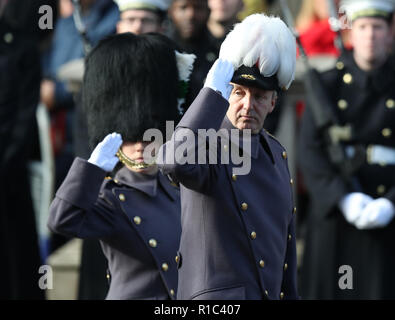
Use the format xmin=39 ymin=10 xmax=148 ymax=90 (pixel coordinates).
xmin=269 ymin=91 xmax=277 ymax=113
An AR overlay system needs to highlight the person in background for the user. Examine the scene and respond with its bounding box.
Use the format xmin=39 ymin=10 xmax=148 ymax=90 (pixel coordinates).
xmin=295 ymin=0 xmax=344 ymax=57
xmin=207 ymin=0 xmax=244 ymax=50
xmin=298 ymin=0 xmax=395 ymax=299
xmin=40 ymin=0 xmax=119 ymax=194
xmin=115 ymin=0 xmax=169 ymax=34
xmin=167 ymin=0 xmax=218 ymax=110
xmin=0 ymin=0 xmax=57 ymax=300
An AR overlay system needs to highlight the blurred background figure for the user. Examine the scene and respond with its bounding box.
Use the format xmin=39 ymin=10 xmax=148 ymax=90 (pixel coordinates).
xmin=207 ymin=0 xmax=244 ymax=49
xmin=167 ymin=0 xmax=218 ymax=110
xmin=41 ymin=0 xmax=118 ymax=191
xmin=237 ymin=0 xmax=271 ymax=19
xmin=0 ymin=0 xmax=57 ymax=299
xmin=298 ymin=0 xmax=395 ymax=299
xmin=40 ymin=0 xmax=119 ymax=300
xmin=295 ymin=0 xmax=343 ymax=57
xmin=116 ymin=0 xmax=168 ymax=34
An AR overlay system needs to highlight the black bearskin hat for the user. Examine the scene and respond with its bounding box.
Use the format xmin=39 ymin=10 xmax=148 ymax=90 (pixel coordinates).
xmin=82 ymin=32 xmax=180 ymax=149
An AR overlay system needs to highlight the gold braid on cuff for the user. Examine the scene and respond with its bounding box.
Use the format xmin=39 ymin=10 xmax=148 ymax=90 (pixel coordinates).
xmin=116 ymin=148 xmax=156 ymax=170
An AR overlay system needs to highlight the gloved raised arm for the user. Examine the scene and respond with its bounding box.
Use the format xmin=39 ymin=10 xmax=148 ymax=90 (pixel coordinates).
xmin=88 ymin=132 xmax=123 ymax=172
xmin=203 ymin=59 xmax=235 ymax=100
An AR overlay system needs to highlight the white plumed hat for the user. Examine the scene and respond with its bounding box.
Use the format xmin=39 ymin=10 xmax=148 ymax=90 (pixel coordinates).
xmin=219 ymin=13 xmax=296 ymax=91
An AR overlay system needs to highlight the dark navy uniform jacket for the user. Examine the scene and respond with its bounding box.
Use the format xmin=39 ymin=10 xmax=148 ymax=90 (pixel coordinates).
xmin=298 ymin=51 xmax=395 ymax=299
xmin=48 ymin=158 xmax=181 ymax=300
xmin=300 ymin=51 xmax=395 ymax=218
xmin=158 ymin=88 xmax=298 ymax=300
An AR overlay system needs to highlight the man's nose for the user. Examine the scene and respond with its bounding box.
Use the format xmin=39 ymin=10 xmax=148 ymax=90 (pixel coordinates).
xmin=242 ymin=95 xmax=253 ymax=113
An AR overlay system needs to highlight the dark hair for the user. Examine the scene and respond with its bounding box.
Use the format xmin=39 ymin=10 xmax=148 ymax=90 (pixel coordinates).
xmin=82 ymin=32 xmax=180 ymax=149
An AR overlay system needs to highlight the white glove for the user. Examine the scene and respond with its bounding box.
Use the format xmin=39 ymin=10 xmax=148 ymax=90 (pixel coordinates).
xmin=204 ymin=58 xmax=234 ymax=100
xmin=88 ymin=132 xmax=123 ymax=172
xmin=354 ymin=198 xmax=395 ymax=230
xmin=338 ymin=192 xmax=373 ymax=224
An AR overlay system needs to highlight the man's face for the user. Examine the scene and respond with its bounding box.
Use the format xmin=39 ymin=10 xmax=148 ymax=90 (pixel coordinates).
xmin=351 ymin=17 xmax=393 ymax=66
xmin=117 ymin=9 xmax=162 ymax=35
xmin=208 ymin=0 xmax=243 ymax=23
xmin=226 ymin=84 xmax=277 ymax=134
xmin=169 ymin=0 xmax=210 ymax=39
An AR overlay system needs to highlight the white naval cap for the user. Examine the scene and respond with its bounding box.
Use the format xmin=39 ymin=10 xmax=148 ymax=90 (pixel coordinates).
xmin=114 ymin=0 xmax=172 ymax=12
xmin=340 ymin=0 xmax=395 ymax=21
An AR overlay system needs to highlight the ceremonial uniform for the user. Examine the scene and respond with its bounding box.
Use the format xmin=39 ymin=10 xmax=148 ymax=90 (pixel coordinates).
xmin=299 ymin=50 xmax=395 ymax=299
xmin=159 ymin=88 xmax=298 ymax=300
xmin=48 ymin=158 xmax=181 ymax=299
xmin=48 ymin=33 xmax=193 ymax=300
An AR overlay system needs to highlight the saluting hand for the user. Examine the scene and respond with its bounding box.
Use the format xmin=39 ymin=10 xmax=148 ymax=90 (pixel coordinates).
xmin=88 ymin=132 xmax=123 ymax=172
xmin=204 ymin=59 xmax=234 ymax=100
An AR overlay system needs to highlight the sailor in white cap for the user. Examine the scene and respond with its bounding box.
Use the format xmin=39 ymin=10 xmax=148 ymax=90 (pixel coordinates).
xmin=157 ymin=13 xmax=299 ymax=300
xmin=299 ymin=0 xmax=395 ymax=299
xmin=115 ymin=0 xmax=171 ymax=34
xmin=340 ymin=0 xmax=395 ymax=22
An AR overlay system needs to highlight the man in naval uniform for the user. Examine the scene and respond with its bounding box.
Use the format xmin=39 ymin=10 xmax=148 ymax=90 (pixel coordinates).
xmin=115 ymin=0 xmax=170 ymax=34
xmin=299 ymin=0 xmax=395 ymax=299
xmin=158 ymin=13 xmax=299 ymax=300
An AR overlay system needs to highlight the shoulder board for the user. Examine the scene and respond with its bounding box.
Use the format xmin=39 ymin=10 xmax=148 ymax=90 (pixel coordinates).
xmin=264 ymin=129 xmax=286 ymax=150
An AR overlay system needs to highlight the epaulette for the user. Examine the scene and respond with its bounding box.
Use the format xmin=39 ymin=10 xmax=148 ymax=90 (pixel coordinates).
xmin=264 ymin=129 xmax=277 ymax=140
xmin=264 ymin=129 xmax=286 ymax=150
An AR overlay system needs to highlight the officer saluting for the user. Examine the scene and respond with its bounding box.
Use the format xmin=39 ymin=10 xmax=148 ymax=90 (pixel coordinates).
xmin=299 ymin=0 xmax=395 ymax=299
xmin=48 ymin=33 xmax=195 ymax=300
xmin=158 ymin=14 xmax=299 ymax=300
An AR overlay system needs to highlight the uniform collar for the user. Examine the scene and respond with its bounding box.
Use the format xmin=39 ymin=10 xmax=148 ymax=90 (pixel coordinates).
xmin=114 ymin=166 xmax=158 ymax=197
xmin=157 ymin=173 xmax=178 ymax=202
xmin=340 ymin=50 xmax=370 ymax=89
xmin=340 ymin=49 xmax=394 ymax=92
xmin=220 ymin=116 xmax=274 ymax=162
xmin=114 ymin=166 xmax=177 ymax=201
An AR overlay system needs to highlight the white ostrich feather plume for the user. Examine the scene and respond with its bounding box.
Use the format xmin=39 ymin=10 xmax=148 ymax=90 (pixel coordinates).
xmin=219 ymin=14 xmax=296 ymax=90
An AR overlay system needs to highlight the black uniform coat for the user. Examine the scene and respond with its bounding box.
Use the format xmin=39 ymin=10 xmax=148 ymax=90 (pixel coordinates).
xmin=48 ymin=158 xmax=181 ymax=300
xmin=0 ymin=0 xmax=56 ymax=299
xmin=158 ymin=88 xmax=298 ymax=300
xmin=167 ymin=26 xmax=219 ymax=110
xmin=299 ymin=50 xmax=395 ymax=299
